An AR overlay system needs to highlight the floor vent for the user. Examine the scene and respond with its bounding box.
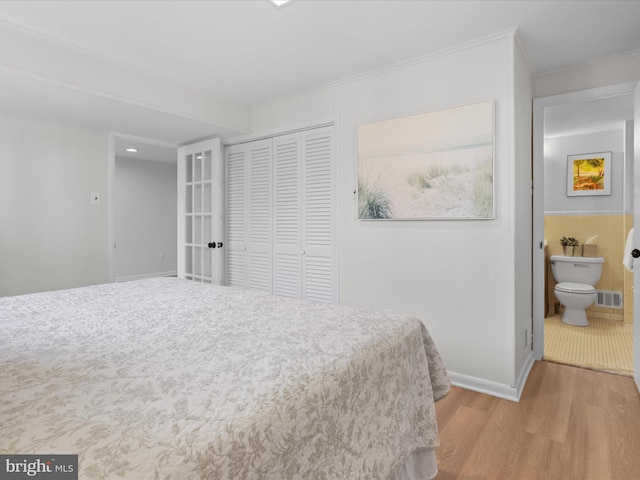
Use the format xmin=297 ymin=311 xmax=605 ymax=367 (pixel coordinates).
xmin=596 ymin=290 xmax=623 ymax=309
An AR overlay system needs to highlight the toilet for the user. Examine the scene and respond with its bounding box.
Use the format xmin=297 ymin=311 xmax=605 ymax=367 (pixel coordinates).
xmin=550 ymin=255 xmax=604 ymax=326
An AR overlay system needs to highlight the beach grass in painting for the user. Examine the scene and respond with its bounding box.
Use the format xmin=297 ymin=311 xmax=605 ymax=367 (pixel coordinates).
xmin=358 ymin=178 xmax=393 ymax=219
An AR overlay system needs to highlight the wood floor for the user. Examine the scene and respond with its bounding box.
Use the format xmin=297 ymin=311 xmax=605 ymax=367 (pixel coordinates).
xmin=434 ymin=361 xmax=640 ymax=480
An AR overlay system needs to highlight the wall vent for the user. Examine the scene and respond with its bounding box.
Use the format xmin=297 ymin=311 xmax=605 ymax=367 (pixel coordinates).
xmin=596 ymin=290 xmax=623 ymax=309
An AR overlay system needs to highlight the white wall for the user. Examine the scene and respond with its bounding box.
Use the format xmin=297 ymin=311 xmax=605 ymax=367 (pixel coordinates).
xmin=252 ymin=31 xmax=532 ymax=397
xmin=544 ymin=130 xmax=624 ymax=214
xmin=114 ymin=157 xmax=177 ymax=281
xmin=0 ymin=114 xmax=109 ymax=296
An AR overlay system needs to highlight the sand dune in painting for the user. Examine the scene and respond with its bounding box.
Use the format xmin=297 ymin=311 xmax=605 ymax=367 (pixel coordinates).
xmin=359 ymin=146 xmax=492 ymax=219
xmin=358 ymin=101 xmax=494 ymax=220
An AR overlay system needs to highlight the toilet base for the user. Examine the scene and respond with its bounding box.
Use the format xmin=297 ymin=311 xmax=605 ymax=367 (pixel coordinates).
xmin=561 ymin=307 xmax=589 ymax=327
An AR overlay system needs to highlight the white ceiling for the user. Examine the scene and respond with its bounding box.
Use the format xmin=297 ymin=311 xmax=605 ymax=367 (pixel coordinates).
xmin=544 ymin=93 xmax=635 ymax=139
xmin=115 ymin=138 xmax=178 ymax=164
xmin=0 ymin=0 xmax=639 ymax=146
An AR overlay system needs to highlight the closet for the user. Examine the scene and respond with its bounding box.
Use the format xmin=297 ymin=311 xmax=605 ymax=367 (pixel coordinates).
xmin=224 ymin=124 xmax=338 ymax=303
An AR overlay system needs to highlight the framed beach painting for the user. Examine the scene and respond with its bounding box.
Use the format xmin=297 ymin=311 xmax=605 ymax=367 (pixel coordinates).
xmin=566 ymin=151 xmax=611 ymax=196
xmin=357 ymin=101 xmax=494 ymax=220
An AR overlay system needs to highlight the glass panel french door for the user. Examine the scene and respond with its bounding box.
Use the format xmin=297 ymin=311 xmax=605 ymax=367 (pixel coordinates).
xmin=178 ymin=139 xmax=223 ymax=284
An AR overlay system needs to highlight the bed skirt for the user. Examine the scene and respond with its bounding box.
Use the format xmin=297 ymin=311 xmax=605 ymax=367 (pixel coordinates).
xmin=389 ymin=449 xmax=438 ymax=480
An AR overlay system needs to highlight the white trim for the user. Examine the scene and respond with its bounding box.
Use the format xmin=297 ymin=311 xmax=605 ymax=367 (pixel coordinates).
xmin=108 ymin=133 xmax=116 ymax=284
xmin=108 ymin=132 xmax=182 ymax=284
xmin=513 ymin=28 xmax=533 ymax=75
xmin=111 ymin=131 xmax=179 ymax=150
xmin=544 ymin=210 xmax=626 ymax=216
xmin=633 ymin=79 xmax=640 ymax=393
xmin=533 ymin=81 xmax=637 ymax=104
xmin=449 ymin=372 xmax=520 ymax=402
xmin=514 ymin=352 xmax=536 ymax=398
xmin=534 ymin=50 xmax=640 ymax=82
xmin=449 ymin=353 xmax=535 ymax=402
xmin=532 ymin=81 xmax=637 ymax=361
xmin=115 ymin=271 xmax=177 ymax=283
xmin=223 ymin=115 xmax=338 ymax=147
xmin=332 ymin=119 xmax=341 ymax=304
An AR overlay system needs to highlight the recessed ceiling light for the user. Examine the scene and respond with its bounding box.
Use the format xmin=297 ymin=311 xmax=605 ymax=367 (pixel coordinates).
xmin=125 ymin=148 xmax=138 ymax=153
xmin=270 ymin=0 xmax=292 ymax=7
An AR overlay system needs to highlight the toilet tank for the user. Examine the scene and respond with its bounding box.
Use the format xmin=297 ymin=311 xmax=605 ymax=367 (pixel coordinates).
xmin=549 ymin=255 xmax=604 ymax=286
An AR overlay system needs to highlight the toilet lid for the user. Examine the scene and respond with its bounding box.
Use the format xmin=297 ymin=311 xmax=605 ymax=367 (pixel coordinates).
xmin=555 ymin=282 xmax=596 ymax=294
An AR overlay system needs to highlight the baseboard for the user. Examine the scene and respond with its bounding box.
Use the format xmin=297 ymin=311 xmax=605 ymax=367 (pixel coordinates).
xmin=115 ymin=271 xmax=177 ymax=283
xmin=448 ymin=352 xmax=535 ymax=403
xmin=513 ymin=351 xmax=536 ymax=400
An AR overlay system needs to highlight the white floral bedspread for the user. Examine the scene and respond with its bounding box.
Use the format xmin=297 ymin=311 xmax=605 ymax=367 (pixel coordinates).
xmin=0 ymin=278 xmax=450 ymax=479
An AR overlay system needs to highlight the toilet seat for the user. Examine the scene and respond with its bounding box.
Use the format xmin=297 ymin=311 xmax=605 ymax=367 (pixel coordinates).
xmin=555 ymin=282 xmax=596 ymax=294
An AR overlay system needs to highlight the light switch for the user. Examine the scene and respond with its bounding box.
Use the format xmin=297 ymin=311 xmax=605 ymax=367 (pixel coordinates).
xmin=91 ymin=192 xmax=100 ymax=205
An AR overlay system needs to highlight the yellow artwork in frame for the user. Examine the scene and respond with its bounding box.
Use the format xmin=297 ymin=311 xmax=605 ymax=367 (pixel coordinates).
xmin=566 ymin=151 xmax=611 ymax=196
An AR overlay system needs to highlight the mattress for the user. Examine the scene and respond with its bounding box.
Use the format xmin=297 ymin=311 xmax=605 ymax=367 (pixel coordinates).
xmin=0 ymin=278 xmax=450 ymax=479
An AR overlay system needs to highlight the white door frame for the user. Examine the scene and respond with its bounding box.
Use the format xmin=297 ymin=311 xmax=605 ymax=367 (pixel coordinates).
xmin=107 ymin=132 xmax=179 ymax=283
xmin=532 ymin=82 xmax=638 ymax=360
xmin=633 ymin=80 xmax=640 ymax=392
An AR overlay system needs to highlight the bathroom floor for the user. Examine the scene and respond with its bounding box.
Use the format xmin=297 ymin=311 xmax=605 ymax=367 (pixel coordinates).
xmin=544 ymin=314 xmax=633 ymax=376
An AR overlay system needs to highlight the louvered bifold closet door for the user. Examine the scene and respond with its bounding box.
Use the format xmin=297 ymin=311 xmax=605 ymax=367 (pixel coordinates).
xmin=273 ymin=134 xmax=302 ymax=299
xmin=224 ymin=144 xmax=246 ymax=288
xmin=225 ymin=124 xmax=337 ymax=302
xmin=224 ymin=139 xmax=273 ymax=292
xmin=301 ymin=126 xmax=337 ymax=303
xmin=247 ymin=140 xmax=273 ymax=292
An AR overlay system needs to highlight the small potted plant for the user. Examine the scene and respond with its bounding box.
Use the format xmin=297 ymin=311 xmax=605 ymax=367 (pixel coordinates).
xmin=560 ymin=236 xmax=579 ymax=256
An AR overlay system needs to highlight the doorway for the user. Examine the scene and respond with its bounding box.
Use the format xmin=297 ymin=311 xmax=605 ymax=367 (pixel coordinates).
xmin=533 ymin=82 xmax=636 ymax=376
xmin=109 ymin=134 xmax=179 ymax=282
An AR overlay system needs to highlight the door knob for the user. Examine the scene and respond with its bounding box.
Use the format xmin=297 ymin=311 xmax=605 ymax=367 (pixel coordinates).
xmin=207 ymin=242 xmax=215 ymax=249
xmin=632 ymin=249 xmax=640 ymax=258
xmin=217 ymin=242 xmax=224 ymax=248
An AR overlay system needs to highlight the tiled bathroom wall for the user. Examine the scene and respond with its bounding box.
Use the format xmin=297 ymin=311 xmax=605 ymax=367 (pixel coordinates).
xmin=544 ymin=213 xmax=632 ymax=324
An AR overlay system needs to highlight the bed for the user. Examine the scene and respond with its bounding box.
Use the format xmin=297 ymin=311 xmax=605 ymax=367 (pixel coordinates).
xmin=1 ymin=277 xmax=450 ymax=479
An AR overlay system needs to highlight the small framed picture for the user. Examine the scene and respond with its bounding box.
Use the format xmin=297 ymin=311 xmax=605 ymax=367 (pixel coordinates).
xmin=566 ymin=151 xmax=611 ymax=196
